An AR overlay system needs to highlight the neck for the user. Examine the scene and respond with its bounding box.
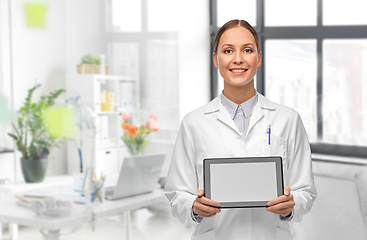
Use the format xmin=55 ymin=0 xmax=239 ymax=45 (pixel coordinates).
xmin=223 ymin=80 xmax=256 ymax=104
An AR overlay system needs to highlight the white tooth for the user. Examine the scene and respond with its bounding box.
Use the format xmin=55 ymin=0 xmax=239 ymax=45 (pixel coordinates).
xmin=231 ymin=69 xmax=245 ymax=72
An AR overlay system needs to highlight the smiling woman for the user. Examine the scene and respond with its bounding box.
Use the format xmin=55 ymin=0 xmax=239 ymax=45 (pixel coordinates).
xmin=164 ymin=19 xmax=317 ymax=240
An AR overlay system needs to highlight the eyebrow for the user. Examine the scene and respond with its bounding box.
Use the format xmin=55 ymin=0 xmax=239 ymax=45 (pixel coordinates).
xmin=221 ymin=43 xmax=255 ymax=48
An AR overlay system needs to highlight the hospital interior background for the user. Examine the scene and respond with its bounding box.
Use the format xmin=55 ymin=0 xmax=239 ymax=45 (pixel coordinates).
xmin=0 ymin=0 xmax=367 ymax=239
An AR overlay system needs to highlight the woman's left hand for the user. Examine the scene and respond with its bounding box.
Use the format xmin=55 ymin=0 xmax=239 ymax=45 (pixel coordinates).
xmin=266 ymin=186 xmax=295 ymax=217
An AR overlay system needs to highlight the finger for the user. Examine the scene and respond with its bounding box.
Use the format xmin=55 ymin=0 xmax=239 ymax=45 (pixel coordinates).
xmin=194 ymin=200 xmax=220 ymax=211
xmin=195 ymin=204 xmax=221 ymax=215
xmin=267 ymin=201 xmax=294 ymax=212
xmin=196 ymin=210 xmax=218 ymax=218
xmin=197 ymin=196 xmax=221 ymax=208
xmin=197 ymin=190 xmax=204 ymax=198
xmin=267 ymin=194 xmax=293 ymax=206
xmin=284 ymin=186 xmax=290 ymax=196
xmin=268 ymin=207 xmax=292 ymax=217
xmin=196 ymin=190 xmax=220 ymax=207
xmin=193 ymin=202 xmax=221 ymax=215
xmin=266 ymin=199 xmax=295 ymax=216
xmin=270 ymin=208 xmax=292 ymax=217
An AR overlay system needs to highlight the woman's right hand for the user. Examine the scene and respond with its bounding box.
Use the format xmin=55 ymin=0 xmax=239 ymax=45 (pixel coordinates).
xmin=193 ymin=190 xmax=221 ymax=218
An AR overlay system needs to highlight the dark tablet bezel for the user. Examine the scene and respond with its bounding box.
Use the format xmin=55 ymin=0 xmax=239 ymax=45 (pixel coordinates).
xmin=203 ymin=156 xmax=284 ymax=208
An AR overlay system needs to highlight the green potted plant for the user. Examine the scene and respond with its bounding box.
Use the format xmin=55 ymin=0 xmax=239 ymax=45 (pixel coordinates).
xmin=77 ymin=54 xmax=109 ymax=75
xmin=8 ymin=84 xmax=66 ymax=183
xmin=81 ymin=54 xmax=101 ymax=65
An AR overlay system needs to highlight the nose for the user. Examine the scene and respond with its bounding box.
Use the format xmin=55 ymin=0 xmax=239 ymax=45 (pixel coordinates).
xmin=233 ymin=52 xmax=243 ymax=64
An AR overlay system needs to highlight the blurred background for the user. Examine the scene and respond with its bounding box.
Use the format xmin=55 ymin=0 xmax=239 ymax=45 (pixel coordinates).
xmin=0 ymin=0 xmax=367 ymax=239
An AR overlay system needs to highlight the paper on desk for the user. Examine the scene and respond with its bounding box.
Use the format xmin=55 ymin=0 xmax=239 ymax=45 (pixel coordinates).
xmin=22 ymin=190 xmax=53 ymax=198
xmin=21 ymin=184 xmax=76 ymax=198
xmin=15 ymin=194 xmax=49 ymax=203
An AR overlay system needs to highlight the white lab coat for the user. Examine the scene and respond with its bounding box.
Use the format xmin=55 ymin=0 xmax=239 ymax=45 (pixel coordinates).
xmin=164 ymin=93 xmax=317 ymax=240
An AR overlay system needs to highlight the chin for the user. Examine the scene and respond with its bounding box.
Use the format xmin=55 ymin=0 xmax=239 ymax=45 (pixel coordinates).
xmin=225 ymin=78 xmax=254 ymax=87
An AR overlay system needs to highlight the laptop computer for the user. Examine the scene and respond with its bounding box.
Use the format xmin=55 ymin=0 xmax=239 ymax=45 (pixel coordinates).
xmin=105 ymin=153 xmax=166 ymax=200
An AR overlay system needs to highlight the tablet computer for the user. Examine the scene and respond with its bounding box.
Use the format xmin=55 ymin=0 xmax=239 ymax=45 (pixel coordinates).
xmin=203 ymin=156 xmax=284 ymax=208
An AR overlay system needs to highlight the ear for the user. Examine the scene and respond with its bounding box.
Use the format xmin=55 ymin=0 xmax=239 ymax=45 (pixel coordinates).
xmin=257 ymin=51 xmax=262 ymax=68
xmin=212 ymin=52 xmax=219 ymax=69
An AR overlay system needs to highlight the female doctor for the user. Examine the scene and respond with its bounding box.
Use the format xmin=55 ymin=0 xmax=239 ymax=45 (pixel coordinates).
xmin=164 ymin=19 xmax=317 ymax=240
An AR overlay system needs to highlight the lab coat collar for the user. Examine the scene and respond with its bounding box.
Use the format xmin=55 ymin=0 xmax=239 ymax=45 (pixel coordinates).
xmin=204 ymin=92 xmax=276 ymax=114
xmin=204 ymin=92 xmax=276 ymax=135
xmin=257 ymin=93 xmax=276 ymax=110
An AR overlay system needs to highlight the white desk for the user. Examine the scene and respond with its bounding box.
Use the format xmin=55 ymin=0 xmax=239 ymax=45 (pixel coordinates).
xmin=0 ymin=176 xmax=167 ymax=240
xmin=0 ymin=175 xmax=73 ymax=195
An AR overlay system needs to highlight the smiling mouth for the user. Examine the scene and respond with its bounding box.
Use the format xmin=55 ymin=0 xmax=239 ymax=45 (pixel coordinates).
xmin=230 ymin=69 xmax=248 ymax=73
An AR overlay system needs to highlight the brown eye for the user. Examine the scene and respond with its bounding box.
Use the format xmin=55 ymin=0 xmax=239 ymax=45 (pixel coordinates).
xmin=244 ymin=49 xmax=252 ymax=53
xmin=224 ymin=49 xmax=233 ymax=54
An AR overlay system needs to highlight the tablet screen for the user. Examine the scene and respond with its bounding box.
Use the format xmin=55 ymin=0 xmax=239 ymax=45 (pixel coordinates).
xmin=210 ymin=162 xmax=277 ymax=202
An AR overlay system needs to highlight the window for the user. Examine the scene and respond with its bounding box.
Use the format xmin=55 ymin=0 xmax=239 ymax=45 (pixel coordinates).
xmin=323 ymin=0 xmax=367 ymax=25
xmin=110 ymin=0 xmax=142 ymax=32
xmin=217 ymin=0 xmax=256 ymax=27
xmin=147 ymin=0 xmax=179 ymax=32
xmin=210 ymin=0 xmax=367 ymax=157
xmin=265 ymin=0 xmax=317 ymax=26
xmin=323 ymin=40 xmax=367 ymax=146
xmin=106 ymin=0 xmax=179 ymax=130
xmin=265 ymin=40 xmax=317 ymax=142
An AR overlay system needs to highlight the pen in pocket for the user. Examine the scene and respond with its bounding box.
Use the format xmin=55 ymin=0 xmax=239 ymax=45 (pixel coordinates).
xmin=267 ymin=125 xmax=271 ymax=145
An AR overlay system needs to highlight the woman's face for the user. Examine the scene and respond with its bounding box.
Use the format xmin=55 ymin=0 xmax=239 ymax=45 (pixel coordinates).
xmin=213 ymin=27 xmax=262 ymax=88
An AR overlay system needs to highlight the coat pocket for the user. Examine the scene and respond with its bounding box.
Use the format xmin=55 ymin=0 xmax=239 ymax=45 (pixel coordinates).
xmin=261 ymin=134 xmax=288 ymax=184
xmin=192 ymin=230 xmax=216 ymax=240
xmin=276 ymin=227 xmax=293 ymax=240
xmin=261 ymin=134 xmax=286 ymax=158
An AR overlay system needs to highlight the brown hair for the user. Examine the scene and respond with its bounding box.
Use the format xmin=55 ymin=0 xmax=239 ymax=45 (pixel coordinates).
xmin=213 ymin=19 xmax=260 ymax=54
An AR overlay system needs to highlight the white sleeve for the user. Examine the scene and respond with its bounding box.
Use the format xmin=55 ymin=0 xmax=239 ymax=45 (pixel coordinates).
xmin=164 ymin=117 xmax=201 ymax=227
xmin=287 ymin=112 xmax=317 ymax=222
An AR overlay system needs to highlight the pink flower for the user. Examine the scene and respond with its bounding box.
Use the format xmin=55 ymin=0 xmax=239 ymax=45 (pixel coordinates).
xmin=121 ymin=113 xmax=130 ymax=122
xmin=149 ymin=113 xmax=158 ymax=121
xmin=150 ymin=120 xmax=159 ymax=132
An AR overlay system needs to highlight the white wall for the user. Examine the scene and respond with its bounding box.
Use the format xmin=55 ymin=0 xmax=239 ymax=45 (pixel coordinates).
xmin=3 ymin=0 xmax=103 ymax=181
xmin=0 ymin=0 xmax=13 ymax=100
xmin=177 ymin=0 xmax=210 ymax=121
xmin=0 ymin=0 xmax=14 ymax=183
xmin=11 ymin=0 xmax=66 ymax=109
xmin=64 ymin=0 xmax=103 ymax=75
xmin=11 ymin=0 xmax=67 ymax=180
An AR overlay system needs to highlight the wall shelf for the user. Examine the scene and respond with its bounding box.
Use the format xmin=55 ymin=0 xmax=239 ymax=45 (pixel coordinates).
xmin=66 ymin=74 xmax=139 ymax=176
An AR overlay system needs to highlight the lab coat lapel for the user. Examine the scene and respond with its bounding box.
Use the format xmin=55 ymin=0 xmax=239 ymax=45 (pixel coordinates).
xmin=217 ymin=104 xmax=239 ymax=134
xmin=247 ymin=103 xmax=264 ymax=136
xmin=217 ymin=106 xmax=246 ymax=156
xmin=205 ymin=96 xmax=245 ymax=157
xmin=247 ymin=93 xmax=276 ymax=136
xmin=205 ymin=95 xmax=239 ymax=135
